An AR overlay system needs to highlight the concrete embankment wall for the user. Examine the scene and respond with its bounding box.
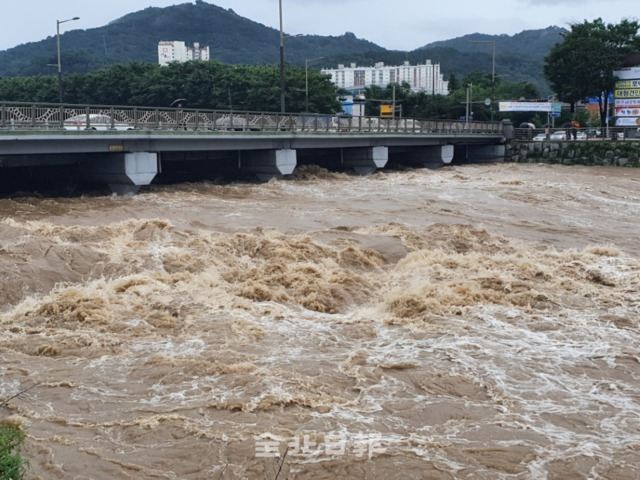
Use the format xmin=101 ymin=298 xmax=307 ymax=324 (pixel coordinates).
xmin=507 ymin=141 xmax=640 ymax=167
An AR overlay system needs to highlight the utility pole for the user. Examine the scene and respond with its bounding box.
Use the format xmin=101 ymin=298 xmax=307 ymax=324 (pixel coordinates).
xmin=392 ymin=84 xmax=396 ymax=118
xmin=55 ymin=17 xmax=80 ymax=104
xmin=468 ymin=39 xmax=496 ymax=121
xmin=279 ymin=0 xmax=285 ymax=113
xmin=465 ymin=83 xmax=473 ymax=128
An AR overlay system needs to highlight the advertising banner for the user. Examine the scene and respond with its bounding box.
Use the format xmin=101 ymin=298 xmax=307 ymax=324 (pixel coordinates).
xmin=614 ymin=88 xmax=640 ymax=99
xmin=615 ymin=99 xmax=640 ymax=108
xmin=499 ymin=102 xmax=553 ymax=112
xmin=615 ymin=117 xmax=640 ymax=127
xmin=615 ymin=67 xmax=640 ymax=80
xmin=615 ymin=79 xmax=640 ymax=89
xmin=615 ymin=107 xmax=640 ymax=117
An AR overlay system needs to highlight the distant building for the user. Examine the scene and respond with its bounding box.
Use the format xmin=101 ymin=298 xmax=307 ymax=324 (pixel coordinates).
xmin=321 ymin=61 xmax=449 ymax=95
xmin=158 ymin=41 xmax=210 ymax=66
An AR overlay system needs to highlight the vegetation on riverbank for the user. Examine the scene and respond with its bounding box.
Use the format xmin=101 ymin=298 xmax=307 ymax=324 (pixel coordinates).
xmin=0 ymin=421 xmax=27 ymax=480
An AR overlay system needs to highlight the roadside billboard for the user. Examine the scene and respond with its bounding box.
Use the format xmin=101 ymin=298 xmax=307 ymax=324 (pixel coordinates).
xmin=614 ymin=68 xmax=640 ymax=127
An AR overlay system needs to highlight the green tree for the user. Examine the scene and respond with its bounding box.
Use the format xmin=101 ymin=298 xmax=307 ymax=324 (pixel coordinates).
xmin=544 ymin=18 xmax=640 ymax=128
xmin=447 ymin=73 xmax=460 ymax=93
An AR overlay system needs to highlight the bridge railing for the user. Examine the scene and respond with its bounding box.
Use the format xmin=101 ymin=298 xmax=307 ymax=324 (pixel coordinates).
xmin=0 ymin=102 xmax=503 ymax=135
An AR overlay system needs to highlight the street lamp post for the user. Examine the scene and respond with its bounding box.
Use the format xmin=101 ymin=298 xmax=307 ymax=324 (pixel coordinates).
xmin=468 ymin=40 xmax=496 ymax=121
xmin=279 ymin=0 xmax=285 ymax=113
xmin=56 ymin=16 xmax=80 ymax=104
xmin=305 ymin=57 xmax=324 ymax=113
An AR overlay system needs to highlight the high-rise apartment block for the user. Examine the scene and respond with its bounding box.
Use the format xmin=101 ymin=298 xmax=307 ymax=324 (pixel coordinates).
xmin=158 ymin=41 xmax=210 ymax=66
xmin=322 ymin=61 xmax=449 ymax=95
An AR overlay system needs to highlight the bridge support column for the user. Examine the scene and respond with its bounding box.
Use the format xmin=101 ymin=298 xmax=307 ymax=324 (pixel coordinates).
xmin=465 ymin=145 xmax=505 ymax=163
xmin=241 ymin=149 xmax=297 ymax=181
xmin=396 ymin=145 xmax=454 ymax=169
xmin=342 ymin=146 xmax=388 ymax=175
xmin=81 ymin=152 xmax=158 ymax=195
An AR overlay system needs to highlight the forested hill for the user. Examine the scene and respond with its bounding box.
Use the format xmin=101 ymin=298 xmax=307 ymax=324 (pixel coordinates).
xmin=0 ymin=0 xmax=562 ymax=94
xmin=422 ymin=27 xmax=567 ymax=58
xmin=0 ymin=1 xmax=384 ymax=77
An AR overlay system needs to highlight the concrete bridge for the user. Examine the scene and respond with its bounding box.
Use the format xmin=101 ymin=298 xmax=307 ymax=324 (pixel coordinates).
xmin=0 ymin=102 xmax=512 ymax=194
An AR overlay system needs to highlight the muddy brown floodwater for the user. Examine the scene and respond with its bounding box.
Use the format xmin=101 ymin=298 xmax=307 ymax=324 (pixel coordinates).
xmin=1 ymin=163 xmax=639 ymax=480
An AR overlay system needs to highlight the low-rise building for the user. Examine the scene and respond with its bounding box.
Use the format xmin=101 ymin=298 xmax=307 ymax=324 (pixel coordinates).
xmin=321 ymin=60 xmax=449 ymax=95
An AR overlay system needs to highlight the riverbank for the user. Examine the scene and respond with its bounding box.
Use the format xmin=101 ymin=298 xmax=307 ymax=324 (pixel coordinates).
xmin=507 ymin=139 xmax=640 ymax=166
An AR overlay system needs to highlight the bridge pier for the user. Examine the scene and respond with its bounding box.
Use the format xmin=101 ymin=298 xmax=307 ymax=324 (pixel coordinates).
xmin=392 ymin=145 xmax=454 ymax=169
xmin=467 ymin=144 xmax=505 ymax=163
xmin=342 ymin=146 xmax=388 ymax=175
xmin=240 ymin=149 xmax=297 ymax=181
xmin=80 ymin=152 xmax=158 ymax=195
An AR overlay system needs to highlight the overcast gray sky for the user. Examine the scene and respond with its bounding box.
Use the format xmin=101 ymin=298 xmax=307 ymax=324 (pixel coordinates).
xmin=1 ymin=0 xmax=638 ymax=51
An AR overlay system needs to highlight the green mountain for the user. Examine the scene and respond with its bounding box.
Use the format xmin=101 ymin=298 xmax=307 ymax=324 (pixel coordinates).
xmin=0 ymin=1 xmax=385 ymax=77
xmin=422 ymin=27 xmax=567 ymax=58
xmin=0 ymin=1 xmax=562 ymax=94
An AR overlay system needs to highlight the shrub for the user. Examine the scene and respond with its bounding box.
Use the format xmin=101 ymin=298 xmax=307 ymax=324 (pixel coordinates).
xmin=0 ymin=423 xmax=26 ymax=480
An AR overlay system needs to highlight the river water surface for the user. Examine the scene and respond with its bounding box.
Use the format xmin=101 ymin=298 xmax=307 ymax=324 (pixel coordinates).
xmin=1 ymin=163 xmax=639 ymax=479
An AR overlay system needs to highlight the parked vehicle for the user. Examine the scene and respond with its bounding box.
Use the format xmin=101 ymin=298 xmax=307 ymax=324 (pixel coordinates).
xmin=550 ymin=130 xmax=567 ymax=140
xmin=64 ymin=114 xmax=133 ymax=131
xmin=533 ymin=133 xmax=547 ymax=141
xmin=575 ymin=131 xmax=587 ymax=140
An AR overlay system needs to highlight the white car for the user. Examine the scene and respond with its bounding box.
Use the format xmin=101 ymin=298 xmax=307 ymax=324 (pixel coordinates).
xmin=533 ymin=133 xmax=547 ymax=141
xmin=64 ymin=114 xmax=134 ymax=131
xmin=550 ymin=130 xmax=567 ymax=140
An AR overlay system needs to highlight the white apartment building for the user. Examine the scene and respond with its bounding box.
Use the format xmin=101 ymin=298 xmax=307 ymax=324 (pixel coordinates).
xmin=322 ymin=60 xmax=449 ymax=95
xmin=158 ymin=41 xmax=210 ymax=66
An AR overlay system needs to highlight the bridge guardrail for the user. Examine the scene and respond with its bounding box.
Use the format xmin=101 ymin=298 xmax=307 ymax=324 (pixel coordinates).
xmin=513 ymin=126 xmax=640 ymax=141
xmin=0 ymin=102 xmax=503 ymax=135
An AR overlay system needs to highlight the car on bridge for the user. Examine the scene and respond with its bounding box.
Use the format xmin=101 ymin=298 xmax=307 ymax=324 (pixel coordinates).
xmin=550 ymin=130 xmax=567 ymax=140
xmin=64 ymin=114 xmax=134 ymax=131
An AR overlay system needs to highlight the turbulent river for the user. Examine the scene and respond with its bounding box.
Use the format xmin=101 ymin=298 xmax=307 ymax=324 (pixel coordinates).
xmin=1 ymin=163 xmax=639 ymax=480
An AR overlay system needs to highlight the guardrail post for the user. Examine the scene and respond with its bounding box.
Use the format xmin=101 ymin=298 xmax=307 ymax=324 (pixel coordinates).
xmin=31 ymin=104 xmax=37 ymax=128
xmin=1 ymin=104 xmax=4 ymax=128
xmin=85 ymin=106 xmax=91 ymax=130
xmin=110 ymin=107 xmax=116 ymax=130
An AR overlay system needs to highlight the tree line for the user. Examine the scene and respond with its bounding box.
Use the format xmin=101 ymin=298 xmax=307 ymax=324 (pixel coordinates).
xmin=0 ymin=61 xmax=342 ymax=113
xmin=0 ymin=60 xmax=544 ymax=123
